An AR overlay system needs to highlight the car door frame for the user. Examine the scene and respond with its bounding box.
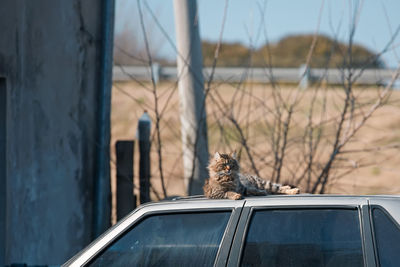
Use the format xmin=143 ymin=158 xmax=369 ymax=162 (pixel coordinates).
xmin=368 ymin=198 xmax=400 ymax=266
xmin=63 ymin=199 xmax=245 ymax=267
xmin=226 ymin=196 xmax=376 ymax=267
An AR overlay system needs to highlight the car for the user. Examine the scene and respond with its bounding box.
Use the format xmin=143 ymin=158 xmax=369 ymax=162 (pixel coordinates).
xmin=63 ymin=195 xmax=400 ymax=267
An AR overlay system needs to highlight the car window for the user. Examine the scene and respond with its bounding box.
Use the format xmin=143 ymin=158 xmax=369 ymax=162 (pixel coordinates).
xmin=240 ymin=209 xmax=364 ymax=267
xmin=372 ymin=208 xmax=400 ymax=267
xmin=88 ymin=211 xmax=231 ymax=267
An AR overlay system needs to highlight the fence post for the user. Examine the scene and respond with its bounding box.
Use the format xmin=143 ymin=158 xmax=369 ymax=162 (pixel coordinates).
xmin=151 ymin=63 xmax=161 ymax=84
xmin=137 ymin=111 xmax=151 ymax=204
xmin=116 ymin=140 xmax=135 ymax=220
xmin=299 ymin=64 xmax=311 ymax=89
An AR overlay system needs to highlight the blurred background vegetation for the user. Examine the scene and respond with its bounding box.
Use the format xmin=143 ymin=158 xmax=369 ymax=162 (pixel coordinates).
xmin=114 ymin=31 xmax=384 ymax=68
xmin=202 ymin=34 xmax=384 ymax=68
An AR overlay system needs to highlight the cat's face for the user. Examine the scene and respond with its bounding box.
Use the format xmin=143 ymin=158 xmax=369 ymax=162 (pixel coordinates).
xmin=209 ymin=152 xmax=240 ymax=176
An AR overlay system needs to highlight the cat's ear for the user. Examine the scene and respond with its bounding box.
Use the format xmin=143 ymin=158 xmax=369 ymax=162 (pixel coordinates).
xmin=230 ymin=151 xmax=237 ymax=159
xmin=214 ymin=152 xmax=221 ymax=160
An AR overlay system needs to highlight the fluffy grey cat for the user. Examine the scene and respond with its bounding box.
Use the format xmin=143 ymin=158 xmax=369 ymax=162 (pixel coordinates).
xmin=203 ymin=152 xmax=299 ymax=200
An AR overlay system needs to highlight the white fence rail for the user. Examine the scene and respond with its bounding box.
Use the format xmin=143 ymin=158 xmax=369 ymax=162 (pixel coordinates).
xmin=113 ymin=65 xmax=399 ymax=86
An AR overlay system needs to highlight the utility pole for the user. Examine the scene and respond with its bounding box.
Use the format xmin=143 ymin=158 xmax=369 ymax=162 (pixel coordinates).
xmin=173 ymin=0 xmax=209 ymax=195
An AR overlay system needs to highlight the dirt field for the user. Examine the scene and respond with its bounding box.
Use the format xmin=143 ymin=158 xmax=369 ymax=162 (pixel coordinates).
xmin=110 ymin=81 xmax=400 ymax=221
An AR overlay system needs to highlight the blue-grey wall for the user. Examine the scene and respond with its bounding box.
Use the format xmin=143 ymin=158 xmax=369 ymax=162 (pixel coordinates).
xmin=0 ymin=78 xmax=6 ymax=266
xmin=0 ymin=0 xmax=113 ymax=265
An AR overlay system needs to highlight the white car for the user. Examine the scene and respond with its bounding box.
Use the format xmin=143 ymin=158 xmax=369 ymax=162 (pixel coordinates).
xmin=63 ymin=195 xmax=400 ymax=267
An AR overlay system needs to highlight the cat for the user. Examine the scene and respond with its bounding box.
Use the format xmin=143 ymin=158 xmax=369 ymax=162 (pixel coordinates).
xmin=203 ymin=152 xmax=300 ymax=200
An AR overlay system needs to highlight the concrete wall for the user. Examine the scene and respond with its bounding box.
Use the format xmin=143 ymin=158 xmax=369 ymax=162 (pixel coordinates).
xmin=0 ymin=0 xmax=113 ymax=265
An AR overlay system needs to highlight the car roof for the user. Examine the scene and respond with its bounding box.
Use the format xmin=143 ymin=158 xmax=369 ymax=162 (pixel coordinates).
xmin=138 ymin=194 xmax=400 ymax=209
xmin=133 ymin=194 xmax=400 ymax=228
xmin=160 ymin=194 xmax=400 ymax=202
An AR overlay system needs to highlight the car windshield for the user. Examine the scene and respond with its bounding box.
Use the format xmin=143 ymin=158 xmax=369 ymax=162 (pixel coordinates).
xmin=88 ymin=211 xmax=231 ymax=266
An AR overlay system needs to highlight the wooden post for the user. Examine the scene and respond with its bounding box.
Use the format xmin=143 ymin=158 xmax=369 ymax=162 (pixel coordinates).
xmin=116 ymin=140 xmax=135 ymax=220
xmin=173 ymin=0 xmax=209 ymax=195
xmin=137 ymin=111 xmax=151 ymax=204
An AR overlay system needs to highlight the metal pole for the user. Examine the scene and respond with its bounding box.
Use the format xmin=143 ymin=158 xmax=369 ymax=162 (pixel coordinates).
xmin=0 ymin=78 xmax=6 ymax=266
xmin=116 ymin=141 xmax=135 ymax=220
xmin=93 ymin=0 xmax=115 ymax=238
xmin=173 ymin=0 xmax=209 ymax=195
xmin=137 ymin=111 xmax=151 ymax=203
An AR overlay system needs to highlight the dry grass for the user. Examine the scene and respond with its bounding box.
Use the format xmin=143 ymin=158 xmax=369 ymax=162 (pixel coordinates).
xmin=110 ymin=81 xmax=400 ymax=222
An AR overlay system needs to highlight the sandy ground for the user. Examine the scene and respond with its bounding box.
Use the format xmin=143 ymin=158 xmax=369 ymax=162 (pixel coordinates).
xmin=110 ymin=81 xmax=400 ymax=223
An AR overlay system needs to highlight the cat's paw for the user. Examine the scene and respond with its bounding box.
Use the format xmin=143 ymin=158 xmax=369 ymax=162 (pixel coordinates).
xmin=230 ymin=193 xmax=243 ymax=200
xmin=280 ymin=185 xmax=292 ymax=191
xmin=286 ymin=188 xmax=300 ymax=195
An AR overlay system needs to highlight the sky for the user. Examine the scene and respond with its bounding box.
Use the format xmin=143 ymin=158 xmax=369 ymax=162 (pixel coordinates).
xmin=115 ymin=0 xmax=400 ymax=68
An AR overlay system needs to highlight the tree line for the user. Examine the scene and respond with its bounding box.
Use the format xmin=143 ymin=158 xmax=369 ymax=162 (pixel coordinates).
xmin=114 ymin=33 xmax=383 ymax=69
xmin=202 ymin=34 xmax=383 ymax=68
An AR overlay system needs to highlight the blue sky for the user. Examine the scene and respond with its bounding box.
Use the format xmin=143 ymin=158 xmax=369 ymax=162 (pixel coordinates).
xmin=115 ymin=0 xmax=400 ymax=68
